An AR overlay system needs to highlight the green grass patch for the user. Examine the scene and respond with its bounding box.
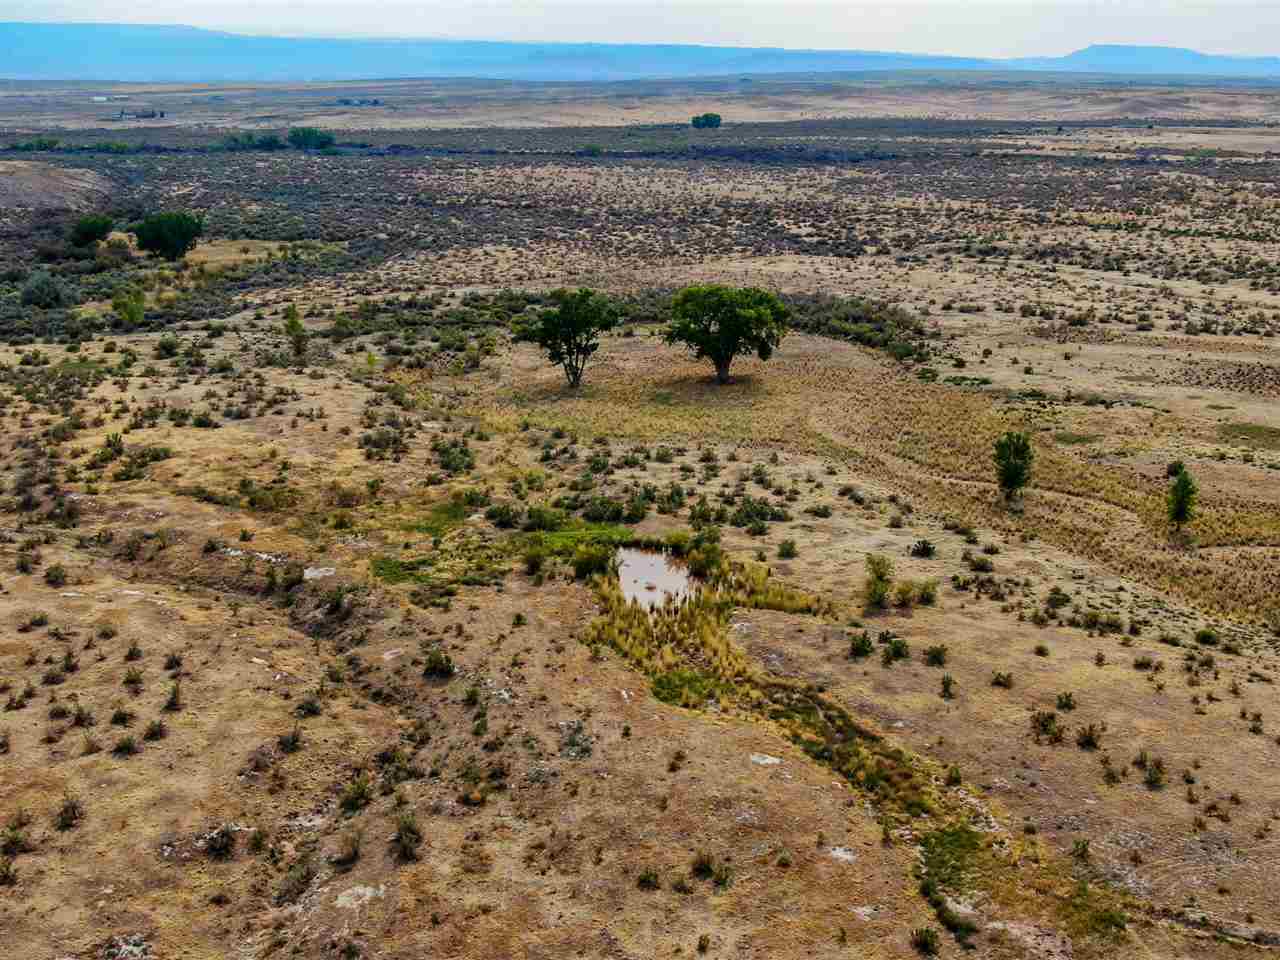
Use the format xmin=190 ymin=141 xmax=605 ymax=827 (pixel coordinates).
xmin=920 ymin=824 xmax=983 ymax=891
xmin=407 ymin=495 xmax=472 ymax=537
xmin=651 ymin=669 xmax=727 ymax=708
xmin=370 ymin=555 xmax=434 ymax=584
xmin=516 ymin=522 xmax=657 ymax=557
xmin=1054 ymin=432 xmax=1102 ymax=446
xmin=1219 ymin=422 xmax=1280 ymax=451
xmin=1061 ymin=880 xmax=1127 ymax=941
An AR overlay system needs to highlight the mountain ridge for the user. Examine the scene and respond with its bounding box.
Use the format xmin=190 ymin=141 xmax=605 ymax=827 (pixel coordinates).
xmin=3 ymin=23 xmax=1279 ymax=82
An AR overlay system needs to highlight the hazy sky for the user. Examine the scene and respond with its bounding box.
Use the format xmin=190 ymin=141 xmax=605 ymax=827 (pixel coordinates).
xmin=7 ymin=0 xmax=1280 ymax=58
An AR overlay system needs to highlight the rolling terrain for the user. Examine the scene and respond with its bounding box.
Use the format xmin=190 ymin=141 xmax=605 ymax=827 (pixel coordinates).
xmin=0 ymin=81 xmax=1279 ymax=960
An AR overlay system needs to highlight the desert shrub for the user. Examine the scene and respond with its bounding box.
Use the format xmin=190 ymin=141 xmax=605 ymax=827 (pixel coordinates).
xmin=910 ymin=927 xmax=940 ymax=955
xmin=53 ymin=793 xmax=84 ymax=831
xmin=863 ymin=553 xmax=894 ymax=608
xmin=391 ymin=811 xmax=422 ymax=862
xmin=910 ymin=539 xmax=935 ymax=558
xmin=422 ymin=647 xmax=455 ymax=679
xmin=1076 ymin=723 xmax=1104 ymax=750
xmin=276 ymin=857 xmax=315 ymax=905
xmin=205 ymin=823 xmax=237 ymax=858
xmin=571 ymin=543 xmax=615 ymax=580
xmin=484 ymin=502 xmax=523 ymax=528
xmin=339 ymin=773 xmax=372 ymax=814
xmin=333 ymin=828 xmax=362 ymax=867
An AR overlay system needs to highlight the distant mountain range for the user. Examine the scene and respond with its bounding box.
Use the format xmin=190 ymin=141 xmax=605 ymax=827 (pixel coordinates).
xmin=3 ymin=23 xmax=1280 ymax=83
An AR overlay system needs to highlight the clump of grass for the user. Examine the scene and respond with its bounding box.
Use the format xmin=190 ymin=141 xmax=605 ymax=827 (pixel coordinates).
xmin=910 ymin=927 xmax=940 ymax=955
xmin=339 ymin=773 xmax=372 ymax=814
xmin=391 ymin=811 xmax=422 ymax=862
xmin=205 ymin=823 xmax=236 ymax=859
xmin=53 ymin=793 xmax=84 ymax=831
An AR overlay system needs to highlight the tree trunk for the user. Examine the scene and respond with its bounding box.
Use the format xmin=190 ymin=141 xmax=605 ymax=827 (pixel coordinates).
xmin=714 ymin=358 xmax=732 ymax=384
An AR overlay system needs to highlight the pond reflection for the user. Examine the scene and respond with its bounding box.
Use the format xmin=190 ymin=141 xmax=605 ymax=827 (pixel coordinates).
xmin=616 ymin=548 xmax=695 ymax=610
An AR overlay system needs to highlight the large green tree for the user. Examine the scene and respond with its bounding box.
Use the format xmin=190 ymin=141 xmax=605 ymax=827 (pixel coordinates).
xmin=521 ymin=288 xmax=618 ymax=389
xmin=663 ymin=285 xmax=788 ymax=384
xmin=993 ymin=431 xmax=1034 ymax=501
xmin=134 ymin=211 xmax=203 ymax=261
xmin=70 ymin=213 xmax=113 ymax=247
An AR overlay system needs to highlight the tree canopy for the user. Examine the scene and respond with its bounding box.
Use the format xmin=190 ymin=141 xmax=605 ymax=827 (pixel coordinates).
xmin=134 ymin=211 xmax=203 ymax=261
xmin=70 ymin=213 xmax=113 ymax=248
xmin=691 ymin=113 xmax=723 ymax=129
xmin=288 ymin=127 xmax=336 ymax=150
xmin=520 ymin=288 xmax=618 ymax=389
xmin=20 ymin=270 xmax=65 ymax=309
xmin=282 ymin=304 xmax=308 ymax=361
xmin=663 ymin=285 xmax=788 ymax=384
xmin=993 ymin=431 xmax=1034 ymax=501
xmin=1167 ymin=466 xmax=1197 ymax=531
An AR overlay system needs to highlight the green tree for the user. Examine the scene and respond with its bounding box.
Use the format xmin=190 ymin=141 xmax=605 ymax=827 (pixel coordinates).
xmin=663 ymin=285 xmax=788 ymax=384
xmin=691 ymin=113 xmax=723 ymax=129
xmin=520 ymin=288 xmax=618 ymax=388
xmin=282 ymin=305 xmax=308 ymax=362
xmin=111 ymin=286 xmax=145 ymax=330
xmin=288 ymin=127 xmax=336 ymax=150
xmin=70 ymin=213 xmax=113 ymax=247
xmin=993 ymin=431 xmax=1034 ymax=501
xmin=134 ymin=212 xmax=203 ymax=261
xmin=1167 ymin=467 xmax=1197 ymax=532
xmin=20 ymin=270 xmax=65 ymax=308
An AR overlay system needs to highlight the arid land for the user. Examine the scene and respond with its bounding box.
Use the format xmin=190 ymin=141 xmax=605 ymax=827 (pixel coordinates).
xmin=0 ymin=79 xmax=1279 ymax=960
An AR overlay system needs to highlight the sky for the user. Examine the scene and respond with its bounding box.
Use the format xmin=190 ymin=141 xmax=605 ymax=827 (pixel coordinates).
xmin=6 ymin=0 xmax=1280 ymax=58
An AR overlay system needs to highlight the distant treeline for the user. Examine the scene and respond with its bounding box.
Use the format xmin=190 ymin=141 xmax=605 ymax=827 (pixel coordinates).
xmin=5 ymin=127 xmax=340 ymax=156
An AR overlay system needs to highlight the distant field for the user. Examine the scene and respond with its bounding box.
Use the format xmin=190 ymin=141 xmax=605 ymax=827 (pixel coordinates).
xmin=5 ymin=74 xmax=1280 ymax=132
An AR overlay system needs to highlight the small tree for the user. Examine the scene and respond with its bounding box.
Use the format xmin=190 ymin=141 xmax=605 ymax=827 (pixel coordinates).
xmin=691 ymin=113 xmax=723 ymax=129
xmin=864 ymin=553 xmax=894 ymax=609
xmin=282 ymin=305 xmax=308 ymax=362
xmin=993 ymin=431 xmax=1034 ymax=501
xmin=1167 ymin=467 xmax=1197 ymax=532
xmin=70 ymin=213 xmax=113 ymax=247
xmin=521 ymin=288 xmax=617 ymax=389
xmin=134 ymin=212 xmax=203 ymax=261
xmin=664 ymin=285 xmax=788 ymax=384
xmin=111 ymin=286 xmax=145 ymax=330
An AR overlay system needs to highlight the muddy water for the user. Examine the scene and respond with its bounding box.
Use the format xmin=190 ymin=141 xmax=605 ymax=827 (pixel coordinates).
xmin=616 ymin=548 xmax=695 ymax=610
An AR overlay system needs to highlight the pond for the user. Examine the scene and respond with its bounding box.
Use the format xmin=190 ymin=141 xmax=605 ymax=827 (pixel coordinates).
xmin=616 ymin=548 xmax=696 ymax=610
